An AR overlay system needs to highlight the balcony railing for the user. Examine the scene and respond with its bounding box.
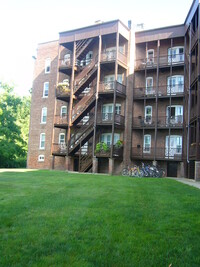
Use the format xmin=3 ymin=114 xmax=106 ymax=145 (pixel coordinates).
xmin=54 ymin=115 xmax=68 ymax=127
xmin=133 ymin=115 xmax=183 ymax=128
xmin=99 ymin=81 xmax=126 ymax=95
xmin=118 ymin=51 xmax=128 ymax=65
xmin=101 ymin=50 xmax=116 ymax=62
xmin=97 ymin=113 xmax=125 ymax=126
xmin=95 ymin=145 xmax=123 ymax=158
xmin=132 ymin=147 xmax=182 ymax=160
xmin=135 ymin=53 xmax=184 ymax=70
xmin=191 ymin=30 xmax=198 ymax=49
xmin=133 ymin=84 xmax=184 ymax=99
xmin=56 ymin=83 xmax=71 ymax=99
xmin=191 ymin=69 xmax=198 ymax=84
xmin=52 ymin=143 xmax=67 ymax=155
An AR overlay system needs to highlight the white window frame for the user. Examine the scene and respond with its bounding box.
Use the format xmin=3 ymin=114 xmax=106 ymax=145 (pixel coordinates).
xmin=61 ymin=106 xmax=67 ymax=117
xmin=168 ymin=46 xmax=184 ymax=64
xmin=101 ymin=133 xmax=120 ymax=146
xmin=166 ymin=105 xmax=183 ymax=124
xmin=38 ymin=155 xmax=45 ymax=162
xmin=167 ymin=75 xmax=184 ymax=94
xmin=41 ymin=107 xmax=47 ymax=124
xmin=145 ymin=106 xmax=152 ymax=124
xmin=165 ymin=135 xmax=182 ymax=158
xmin=39 ymin=133 xmax=45 ymax=149
xmin=147 ymin=49 xmax=154 ymax=64
xmin=43 ymin=82 xmax=49 ymax=98
xmin=45 ymin=58 xmax=51 ymax=73
xmin=143 ymin=134 xmax=151 ymax=153
xmin=146 ymin=77 xmax=154 ymax=94
xmin=59 ymin=133 xmax=65 ymax=144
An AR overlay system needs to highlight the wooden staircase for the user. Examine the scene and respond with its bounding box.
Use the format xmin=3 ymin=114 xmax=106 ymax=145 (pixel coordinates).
xmin=76 ymin=38 xmax=93 ymax=59
xmin=69 ymin=116 xmax=94 ymax=155
xmin=79 ymin=153 xmax=93 ymax=172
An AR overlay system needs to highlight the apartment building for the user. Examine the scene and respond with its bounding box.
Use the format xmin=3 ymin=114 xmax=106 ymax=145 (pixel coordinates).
xmin=27 ymin=0 xmax=200 ymax=180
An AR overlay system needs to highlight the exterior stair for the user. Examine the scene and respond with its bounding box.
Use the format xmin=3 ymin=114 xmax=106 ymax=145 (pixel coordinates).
xmin=69 ymin=116 xmax=94 ymax=155
xmin=79 ymin=153 xmax=93 ymax=172
xmin=74 ymin=57 xmax=98 ymax=95
xmin=76 ymin=38 xmax=93 ymax=59
xmin=72 ymin=88 xmax=96 ymax=125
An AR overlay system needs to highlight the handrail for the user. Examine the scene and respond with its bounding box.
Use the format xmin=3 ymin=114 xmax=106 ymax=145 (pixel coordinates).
xmin=133 ymin=83 xmax=184 ymax=98
xmin=54 ymin=115 xmax=68 ymax=125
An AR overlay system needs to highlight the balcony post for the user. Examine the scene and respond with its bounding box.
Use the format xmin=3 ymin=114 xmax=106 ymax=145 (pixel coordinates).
xmin=92 ymin=157 xmax=98 ymax=173
xmin=109 ymin=158 xmax=115 ymax=175
xmin=92 ymin=35 xmax=102 ymax=157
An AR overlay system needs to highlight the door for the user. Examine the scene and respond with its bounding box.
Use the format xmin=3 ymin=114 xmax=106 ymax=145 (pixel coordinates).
xmin=146 ymin=77 xmax=154 ymax=94
xmin=147 ymin=49 xmax=154 ymax=64
xmin=168 ymin=47 xmax=184 ymax=64
xmin=104 ymin=75 xmax=115 ymax=90
xmin=165 ymin=135 xmax=182 ymax=158
xmin=166 ymin=106 xmax=183 ymax=124
xmin=145 ymin=106 xmax=152 ymax=124
xmin=167 ymin=162 xmax=178 ymax=177
xmin=167 ymin=75 xmax=184 ymax=94
xmin=102 ymin=104 xmax=113 ymax=121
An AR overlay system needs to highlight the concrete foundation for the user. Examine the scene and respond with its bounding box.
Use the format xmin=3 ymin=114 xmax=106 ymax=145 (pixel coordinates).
xmin=109 ymin=158 xmax=115 ymax=175
xmin=92 ymin=157 xmax=98 ymax=173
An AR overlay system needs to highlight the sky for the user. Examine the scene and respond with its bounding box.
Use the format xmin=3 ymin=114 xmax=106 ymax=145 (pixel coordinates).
xmin=0 ymin=0 xmax=193 ymax=96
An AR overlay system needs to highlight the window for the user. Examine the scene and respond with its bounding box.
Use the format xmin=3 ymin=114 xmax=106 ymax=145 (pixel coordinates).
xmin=41 ymin=107 xmax=47 ymax=124
xmin=147 ymin=49 xmax=154 ymax=64
xmin=38 ymin=155 xmax=45 ymax=162
xmin=145 ymin=106 xmax=152 ymax=124
xmin=43 ymin=82 xmax=49 ymax=97
xmin=165 ymin=135 xmax=182 ymax=158
xmin=143 ymin=135 xmax=151 ymax=153
xmin=63 ymin=54 xmax=71 ymax=66
xmin=45 ymin=58 xmax=51 ymax=73
xmin=61 ymin=106 xmax=67 ymax=117
xmin=167 ymin=75 xmax=184 ymax=94
xmin=101 ymin=133 xmax=120 ymax=146
xmin=102 ymin=104 xmax=121 ymax=121
xmin=168 ymin=46 xmax=184 ymax=63
xmin=59 ymin=133 xmax=65 ymax=144
xmin=166 ymin=105 xmax=183 ymax=124
xmin=104 ymin=74 xmax=123 ymax=89
xmin=146 ymin=77 xmax=154 ymax=94
xmin=86 ymin=51 xmax=93 ymax=65
xmin=40 ymin=133 xmax=45 ymax=149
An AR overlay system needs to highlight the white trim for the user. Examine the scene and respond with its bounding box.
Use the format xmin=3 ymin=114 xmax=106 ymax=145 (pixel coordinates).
xmin=39 ymin=133 xmax=45 ymax=149
xmin=38 ymin=155 xmax=45 ymax=162
xmin=146 ymin=77 xmax=154 ymax=94
xmin=145 ymin=106 xmax=152 ymax=124
xmin=41 ymin=107 xmax=47 ymax=124
xmin=45 ymin=58 xmax=51 ymax=74
xmin=59 ymin=133 xmax=65 ymax=144
xmin=43 ymin=82 xmax=49 ymax=98
xmin=143 ymin=134 xmax=151 ymax=153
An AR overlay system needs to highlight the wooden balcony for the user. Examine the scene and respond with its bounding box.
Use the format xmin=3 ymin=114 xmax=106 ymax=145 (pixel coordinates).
xmin=133 ymin=84 xmax=184 ymax=99
xmin=133 ymin=115 xmax=183 ymax=129
xmin=97 ymin=113 xmax=125 ymax=127
xmin=54 ymin=115 xmax=68 ymax=129
xmin=56 ymin=83 xmax=71 ymax=101
xmin=191 ymin=30 xmax=198 ymax=50
xmin=95 ymin=145 xmax=123 ymax=158
xmin=132 ymin=147 xmax=183 ymax=161
xmin=135 ymin=53 xmax=184 ymax=71
xmin=52 ymin=143 xmax=67 ymax=156
xmin=99 ymin=81 xmax=126 ymax=97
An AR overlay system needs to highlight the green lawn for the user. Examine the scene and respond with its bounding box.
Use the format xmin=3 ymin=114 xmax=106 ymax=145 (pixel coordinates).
xmin=0 ymin=170 xmax=200 ymax=267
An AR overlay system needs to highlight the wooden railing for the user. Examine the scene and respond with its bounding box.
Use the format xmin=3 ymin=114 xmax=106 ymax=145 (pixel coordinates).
xmin=133 ymin=84 xmax=184 ymax=98
xmin=135 ymin=53 xmax=184 ymax=70
xmin=97 ymin=113 xmax=125 ymax=126
xmin=133 ymin=115 xmax=183 ymax=128
xmin=132 ymin=147 xmax=182 ymax=160
xmin=52 ymin=143 xmax=67 ymax=155
xmin=76 ymin=38 xmax=93 ymax=58
xmin=95 ymin=145 xmax=123 ymax=158
xmin=99 ymin=81 xmax=126 ymax=95
xmin=54 ymin=115 xmax=68 ymax=126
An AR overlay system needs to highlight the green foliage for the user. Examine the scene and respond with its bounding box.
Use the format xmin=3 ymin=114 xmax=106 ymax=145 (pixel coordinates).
xmin=0 ymin=83 xmax=30 ymax=167
xmin=95 ymin=142 xmax=110 ymax=153
xmin=115 ymin=139 xmax=123 ymax=148
xmin=1 ymin=171 xmax=200 ymax=266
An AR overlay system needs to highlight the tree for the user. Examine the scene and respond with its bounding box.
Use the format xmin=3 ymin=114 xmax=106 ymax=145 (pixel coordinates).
xmin=0 ymin=83 xmax=30 ymax=167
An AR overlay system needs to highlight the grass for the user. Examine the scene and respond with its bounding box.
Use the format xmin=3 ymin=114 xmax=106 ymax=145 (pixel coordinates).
xmin=0 ymin=170 xmax=200 ymax=267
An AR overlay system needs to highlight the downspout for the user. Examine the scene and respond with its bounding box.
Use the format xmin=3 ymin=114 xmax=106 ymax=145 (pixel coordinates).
xmin=187 ymin=24 xmax=191 ymax=164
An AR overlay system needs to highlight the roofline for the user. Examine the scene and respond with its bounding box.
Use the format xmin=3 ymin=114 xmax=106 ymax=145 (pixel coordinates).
xmin=184 ymin=0 xmax=199 ymax=24
xmin=135 ymin=24 xmax=184 ymax=35
xmin=59 ymin=19 xmax=130 ymax=35
xmin=38 ymin=39 xmax=59 ymax=46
